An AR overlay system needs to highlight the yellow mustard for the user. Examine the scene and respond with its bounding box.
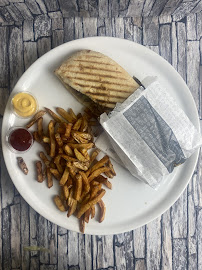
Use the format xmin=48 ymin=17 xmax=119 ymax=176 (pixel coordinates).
xmin=12 ymin=92 xmax=37 ymax=117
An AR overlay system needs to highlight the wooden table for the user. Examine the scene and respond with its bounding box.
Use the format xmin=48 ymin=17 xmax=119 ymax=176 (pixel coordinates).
xmin=0 ymin=1 xmax=202 ymax=269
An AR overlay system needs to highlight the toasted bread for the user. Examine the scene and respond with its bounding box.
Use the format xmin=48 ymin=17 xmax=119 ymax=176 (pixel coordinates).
xmin=55 ymin=50 xmax=139 ymax=109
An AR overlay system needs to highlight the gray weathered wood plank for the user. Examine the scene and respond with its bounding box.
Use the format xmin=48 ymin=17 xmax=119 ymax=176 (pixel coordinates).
xmin=159 ymin=24 xmax=171 ymax=63
xmin=48 ymin=11 xmax=63 ymax=30
xmin=197 ymin=11 xmax=202 ymax=41
xmin=64 ymin=18 xmax=74 ymax=42
xmin=142 ymin=0 xmax=156 ymax=17
xmin=84 ymin=234 xmax=92 ymax=270
xmin=133 ymin=226 xmax=145 ymax=258
xmin=124 ymin=17 xmax=134 ymax=41
xmin=34 ymin=14 xmax=51 ymax=40
xmin=74 ymin=17 xmax=84 ymax=39
xmin=114 ymin=17 xmax=124 ymax=38
xmin=99 ymin=0 xmax=109 ymax=18
xmin=143 ymin=16 xmax=159 ymax=46
xmin=67 ymin=231 xmax=79 ymax=266
xmin=146 ymin=217 xmax=161 ymax=270
xmin=9 ymin=26 xmax=24 ymax=91
xmin=83 ymin=17 xmax=97 ymax=37
xmin=126 ymin=0 xmax=144 ymax=17
xmin=10 ymin=203 xmax=21 ymax=268
xmin=58 ymin=234 xmax=68 ymax=269
xmin=24 ymin=41 xmax=38 ymax=70
xmin=0 ymin=27 xmax=8 ymax=87
xmin=52 ymin=30 xmax=64 ymax=48
xmin=187 ymin=13 xmax=197 ymax=41
xmin=0 ymin=88 xmax=9 ymax=116
xmin=6 ymin=4 xmax=23 ymax=22
xmin=161 ymin=210 xmax=172 ymax=270
xmin=2 ymin=208 xmax=11 ymax=270
xmin=48 ymin=221 xmax=58 ymax=265
xmin=23 ymin=19 xmax=34 ymax=41
xmin=37 ymin=37 xmax=51 ymax=57
xmin=14 ymin=3 xmax=33 ymax=20
xmin=171 ymin=22 xmax=177 ymax=71
xmin=188 ymin=174 xmax=197 ymax=270
xmin=173 ymin=239 xmax=187 ymax=270
xmin=97 ymin=17 xmax=105 ymax=36
xmin=25 ymin=0 xmax=41 ymax=15
xmin=198 ymin=208 xmax=202 ymax=270
xmin=135 ymin=259 xmax=146 ymax=270
xmin=38 ymin=215 xmax=49 ymax=264
xmin=30 ymin=256 xmax=40 ymax=270
xmin=114 ymin=234 xmax=127 ymax=270
xmin=57 ymin=0 xmax=78 ymax=17
xmin=172 ymin=1 xmax=201 ymax=22
xmin=29 ymin=207 xmax=38 ymax=257
xmin=21 ymin=197 xmax=30 ymax=270
xmin=97 ymin=235 xmax=114 ymax=269
xmin=43 ymin=0 xmax=59 ymax=12
xmin=187 ymin=41 xmax=200 ymax=111
xmin=177 ymin=22 xmax=186 ymax=82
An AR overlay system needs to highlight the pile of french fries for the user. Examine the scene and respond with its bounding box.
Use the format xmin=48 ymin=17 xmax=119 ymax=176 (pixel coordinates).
xmin=25 ymin=106 xmax=116 ymax=233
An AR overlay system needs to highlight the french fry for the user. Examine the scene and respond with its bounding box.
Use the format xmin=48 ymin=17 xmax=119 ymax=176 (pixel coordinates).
xmin=104 ymin=171 xmax=114 ymax=178
xmin=36 ymin=161 xmax=43 ymax=183
xmin=54 ymin=195 xmax=66 ymax=212
xmin=72 ymin=133 xmax=89 ymax=144
xmin=37 ymin=117 xmax=43 ymax=140
xmin=79 ymin=171 xmax=90 ymax=192
xmin=68 ymin=143 xmax=94 ymax=150
xmin=95 ymin=175 xmax=112 ymax=189
xmin=66 ymin=176 xmax=73 ymax=189
xmin=42 ymin=136 xmax=50 ymax=144
xmin=26 ymin=110 xmax=46 ymax=128
xmin=72 ymin=117 xmax=82 ymax=131
xmin=73 ymin=161 xmax=89 ymax=171
xmin=60 ymin=154 xmax=77 ymax=162
xmin=74 ymin=174 xmax=82 ymax=201
xmin=90 ymin=148 xmax=101 ymax=165
xmin=33 ymin=131 xmax=41 ymax=143
xmin=44 ymin=107 xmax=63 ymax=123
xmin=55 ymin=133 xmax=63 ymax=147
xmin=79 ymin=215 xmax=85 ymax=234
xmin=67 ymin=187 xmax=74 ymax=206
xmin=71 ymin=131 xmax=92 ymax=141
xmin=48 ymin=120 xmax=56 ymax=158
xmin=68 ymin=108 xmax=77 ymax=122
xmin=54 ymin=155 xmax=63 ymax=174
xmin=80 ymin=148 xmax=90 ymax=161
xmin=33 ymin=106 xmax=116 ymax=233
xmin=64 ymin=123 xmax=73 ymax=138
xmin=77 ymin=189 xmax=106 ymax=218
xmin=17 ymin=157 xmax=28 ymax=175
xmin=39 ymin=151 xmax=50 ymax=167
xmin=63 ymin=183 xmax=69 ymax=200
xmin=42 ymin=166 xmax=47 ymax=181
xmin=80 ymin=117 xmax=88 ymax=132
xmin=84 ymin=208 xmax=91 ymax=223
xmin=56 ymin=107 xmax=75 ymax=123
xmin=98 ymin=199 xmax=106 ymax=223
xmin=88 ymin=167 xmax=111 ymax=183
xmin=50 ymin=168 xmax=61 ymax=181
xmin=91 ymin=205 xmax=95 ymax=219
xmin=47 ymin=167 xmax=53 ymax=188
xmin=67 ymin=200 xmax=77 ymax=217
xmin=107 ymin=159 xmax=116 ymax=176
xmin=90 ymin=183 xmax=102 ymax=199
xmin=90 ymin=155 xmax=109 ymax=173
xmin=74 ymin=148 xmax=86 ymax=162
xmin=63 ymin=144 xmax=74 ymax=156
xmin=59 ymin=166 xmax=69 ymax=186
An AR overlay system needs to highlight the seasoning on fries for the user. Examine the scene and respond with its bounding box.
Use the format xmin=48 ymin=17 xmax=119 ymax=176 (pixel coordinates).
xmin=29 ymin=106 xmax=116 ymax=233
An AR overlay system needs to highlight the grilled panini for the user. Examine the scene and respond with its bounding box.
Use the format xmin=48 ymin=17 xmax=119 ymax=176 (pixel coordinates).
xmin=55 ymin=50 xmax=140 ymax=109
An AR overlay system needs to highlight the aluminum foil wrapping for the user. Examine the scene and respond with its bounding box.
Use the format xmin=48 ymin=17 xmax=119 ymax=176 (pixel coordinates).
xmin=95 ymin=80 xmax=202 ymax=189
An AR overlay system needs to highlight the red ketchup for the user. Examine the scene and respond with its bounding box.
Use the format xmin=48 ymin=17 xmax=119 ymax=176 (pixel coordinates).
xmin=9 ymin=128 xmax=33 ymax=151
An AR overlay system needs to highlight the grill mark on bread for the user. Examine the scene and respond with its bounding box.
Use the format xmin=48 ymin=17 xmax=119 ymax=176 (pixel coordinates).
xmin=65 ymin=76 xmax=135 ymax=87
xmin=74 ymin=60 xmax=114 ymax=65
xmin=75 ymin=83 xmax=134 ymax=93
xmin=67 ymin=65 xmax=122 ymax=74
xmin=66 ymin=72 xmax=127 ymax=80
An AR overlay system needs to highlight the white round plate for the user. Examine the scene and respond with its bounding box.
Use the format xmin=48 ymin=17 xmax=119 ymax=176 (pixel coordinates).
xmin=2 ymin=37 xmax=200 ymax=235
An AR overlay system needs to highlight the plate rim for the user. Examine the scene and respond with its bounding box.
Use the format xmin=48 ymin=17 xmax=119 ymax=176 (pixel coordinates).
xmin=2 ymin=36 xmax=200 ymax=235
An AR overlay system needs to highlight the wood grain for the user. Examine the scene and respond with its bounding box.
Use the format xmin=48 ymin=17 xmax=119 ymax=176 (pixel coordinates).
xmin=0 ymin=4 xmax=201 ymax=269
